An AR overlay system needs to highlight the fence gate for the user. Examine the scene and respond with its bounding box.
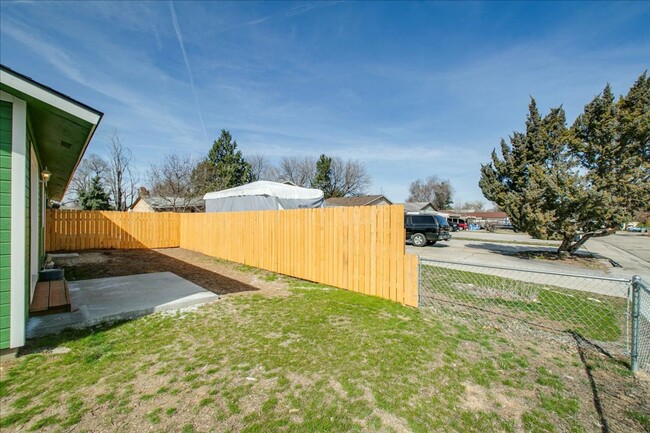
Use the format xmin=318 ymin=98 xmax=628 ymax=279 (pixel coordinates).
xmin=417 ymin=258 xmax=642 ymax=369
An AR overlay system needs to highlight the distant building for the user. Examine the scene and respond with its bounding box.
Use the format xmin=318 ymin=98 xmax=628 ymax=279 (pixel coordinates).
xmin=325 ymin=195 xmax=393 ymax=207
xmin=402 ymin=202 xmax=437 ymax=213
xmin=456 ymin=211 xmax=509 ymax=226
xmin=130 ymin=196 xmax=205 ymax=213
xmin=59 ymin=201 xmax=79 ymax=210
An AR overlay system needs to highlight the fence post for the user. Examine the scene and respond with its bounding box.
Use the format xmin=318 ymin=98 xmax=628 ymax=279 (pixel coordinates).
xmin=631 ymin=275 xmax=641 ymax=372
xmin=417 ymin=257 xmax=422 ymax=308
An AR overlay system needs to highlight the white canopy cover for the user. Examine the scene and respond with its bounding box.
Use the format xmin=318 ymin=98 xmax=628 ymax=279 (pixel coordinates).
xmin=203 ymin=181 xmax=324 ymax=212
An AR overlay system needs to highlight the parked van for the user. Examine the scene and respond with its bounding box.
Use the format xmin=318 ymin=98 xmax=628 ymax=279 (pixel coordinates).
xmin=405 ymin=213 xmax=451 ymax=247
xmin=447 ymin=217 xmax=468 ymax=231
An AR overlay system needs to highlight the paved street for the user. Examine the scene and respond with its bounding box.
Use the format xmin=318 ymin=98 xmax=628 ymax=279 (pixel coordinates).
xmin=595 ymin=232 xmax=650 ymax=262
xmin=406 ymin=231 xmax=650 ymax=297
xmin=588 ymin=233 xmax=650 ymax=280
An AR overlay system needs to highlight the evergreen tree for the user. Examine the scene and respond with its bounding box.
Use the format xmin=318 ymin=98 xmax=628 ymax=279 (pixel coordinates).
xmin=572 ymin=74 xmax=650 ymax=223
xmin=480 ymin=73 xmax=650 ymax=255
xmin=192 ymin=130 xmax=252 ymax=194
xmin=312 ymin=154 xmax=337 ymax=198
xmin=78 ymin=175 xmax=112 ymax=210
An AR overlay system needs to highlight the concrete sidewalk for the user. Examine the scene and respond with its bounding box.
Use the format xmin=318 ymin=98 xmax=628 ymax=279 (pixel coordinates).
xmin=27 ymin=272 xmax=219 ymax=339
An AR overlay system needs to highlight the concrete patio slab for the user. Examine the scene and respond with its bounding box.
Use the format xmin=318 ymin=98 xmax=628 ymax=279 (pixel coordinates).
xmin=26 ymin=272 xmax=219 ymax=339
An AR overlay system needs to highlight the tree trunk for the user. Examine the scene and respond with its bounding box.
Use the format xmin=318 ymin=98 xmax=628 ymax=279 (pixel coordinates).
xmin=557 ymin=237 xmax=573 ymax=256
xmin=567 ymin=233 xmax=594 ymax=254
xmin=556 ymin=229 xmax=616 ymax=256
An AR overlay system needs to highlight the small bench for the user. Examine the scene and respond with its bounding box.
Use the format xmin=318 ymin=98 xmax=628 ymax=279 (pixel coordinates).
xmin=29 ymin=279 xmax=72 ymax=316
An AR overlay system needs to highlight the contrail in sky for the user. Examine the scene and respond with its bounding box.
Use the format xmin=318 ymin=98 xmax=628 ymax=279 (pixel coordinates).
xmin=168 ymin=1 xmax=209 ymax=142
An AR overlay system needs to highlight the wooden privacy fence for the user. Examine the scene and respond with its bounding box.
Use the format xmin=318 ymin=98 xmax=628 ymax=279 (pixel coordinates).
xmin=180 ymin=206 xmax=418 ymax=306
xmin=46 ymin=210 xmax=180 ymax=251
xmin=46 ymin=206 xmax=418 ymax=306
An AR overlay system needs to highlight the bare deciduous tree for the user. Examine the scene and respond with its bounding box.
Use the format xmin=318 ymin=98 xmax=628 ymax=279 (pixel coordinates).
xmin=106 ymin=130 xmax=139 ymax=211
xmin=65 ymin=153 xmax=110 ymax=206
xmin=278 ymin=156 xmax=316 ymax=187
xmin=148 ymin=154 xmax=200 ymax=212
xmin=330 ymin=157 xmax=371 ymax=197
xmin=406 ymin=175 xmax=454 ymax=210
xmin=191 ymin=159 xmax=223 ymax=194
xmin=459 ymin=200 xmax=486 ymax=212
xmin=275 ymin=155 xmax=371 ymax=195
xmin=247 ymin=154 xmax=279 ymax=182
xmin=487 ymin=202 xmax=502 ymax=212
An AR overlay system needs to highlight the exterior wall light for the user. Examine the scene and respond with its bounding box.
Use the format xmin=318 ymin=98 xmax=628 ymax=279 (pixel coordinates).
xmin=41 ymin=167 xmax=51 ymax=186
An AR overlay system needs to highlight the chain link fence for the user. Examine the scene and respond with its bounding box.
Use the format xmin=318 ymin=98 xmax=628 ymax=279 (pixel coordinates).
xmin=631 ymin=276 xmax=650 ymax=374
xmin=418 ymin=258 xmax=632 ymax=357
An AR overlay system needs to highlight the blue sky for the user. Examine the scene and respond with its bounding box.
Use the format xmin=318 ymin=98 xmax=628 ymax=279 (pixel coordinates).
xmin=1 ymin=1 xmax=648 ymax=204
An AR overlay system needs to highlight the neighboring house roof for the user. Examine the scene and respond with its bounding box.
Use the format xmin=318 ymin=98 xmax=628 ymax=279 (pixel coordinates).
xmin=132 ymin=196 xmax=205 ymax=211
xmin=402 ymin=202 xmax=436 ymax=212
xmin=0 ymin=64 xmax=103 ymax=201
xmin=325 ymin=195 xmax=392 ymax=207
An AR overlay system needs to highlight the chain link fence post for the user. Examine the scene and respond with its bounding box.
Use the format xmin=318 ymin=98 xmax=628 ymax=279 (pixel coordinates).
xmin=631 ymin=276 xmax=641 ymax=372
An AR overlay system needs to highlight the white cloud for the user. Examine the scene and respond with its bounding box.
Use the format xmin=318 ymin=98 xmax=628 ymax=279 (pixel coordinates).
xmin=168 ymin=1 xmax=208 ymax=141
xmin=1 ymin=16 xmax=207 ymax=151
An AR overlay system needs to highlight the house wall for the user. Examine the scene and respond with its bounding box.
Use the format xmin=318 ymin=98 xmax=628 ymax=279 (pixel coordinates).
xmin=1 ymin=68 xmax=101 ymax=351
xmin=131 ymin=199 xmax=154 ymax=212
xmin=0 ymin=100 xmax=11 ymax=349
xmin=370 ymin=198 xmax=391 ymax=206
xmin=0 ymin=90 xmax=34 ymax=350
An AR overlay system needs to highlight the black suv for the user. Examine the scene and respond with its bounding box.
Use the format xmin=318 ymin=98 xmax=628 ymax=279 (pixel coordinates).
xmin=405 ymin=213 xmax=451 ymax=247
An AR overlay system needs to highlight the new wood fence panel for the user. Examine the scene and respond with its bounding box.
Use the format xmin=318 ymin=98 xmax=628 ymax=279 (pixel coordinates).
xmin=47 ymin=206 xmax=419 ymax=306
xmin=46 ymin=210 xmax=180 ymax=251
xmin=391 ymin=206 xmax=402 ymax=302
xmin=178 ymin=205 xmax=418 ymax=306
xmin=382 ymin=207 xmax=391 ymax=300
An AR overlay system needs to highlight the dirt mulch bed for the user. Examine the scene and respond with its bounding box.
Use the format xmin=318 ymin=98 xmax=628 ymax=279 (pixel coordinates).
xmin=50 ymin=248 xmax=289 ymax=297
xmin=509 ymin=250 xmax=609 ymax=270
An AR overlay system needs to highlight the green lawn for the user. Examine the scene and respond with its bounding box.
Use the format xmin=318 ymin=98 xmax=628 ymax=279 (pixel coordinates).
xmin=0 ymin=276 xmax=646 ymax=432
xmin=420 ymin=265 xmax=628 ymax=342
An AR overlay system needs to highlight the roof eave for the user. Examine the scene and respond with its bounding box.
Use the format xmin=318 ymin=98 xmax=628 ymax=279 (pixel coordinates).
xmin=0 ymin=65 xmax=104 ymax=201
xmin=59 ymin=119 xmax=102 ymax=202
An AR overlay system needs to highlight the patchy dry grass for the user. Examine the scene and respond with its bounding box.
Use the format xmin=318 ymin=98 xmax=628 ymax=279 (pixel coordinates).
xmin=420 ymin=265 xmax=627 ymax=342
xmin=1 ymin=254 xmax=648 ymax=432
